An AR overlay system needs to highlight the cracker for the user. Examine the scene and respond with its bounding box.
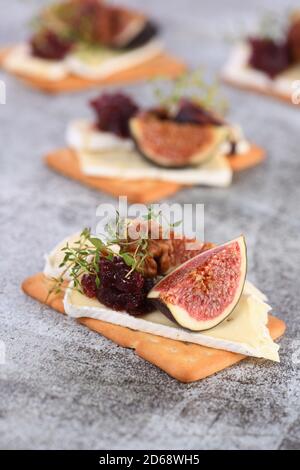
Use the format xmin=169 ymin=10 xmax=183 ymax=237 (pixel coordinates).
xmin=0 ymin=47 xmax=186 ymax=94
xmin=227 ymin=144 xmax=265 ymax=171
xmin=45 ymin=148 xmax=181 ymax=203
xmin=45 ymin=146 xmax=265 ymax=203
xmin=22 ymin=273 xmax=286 ymax=383
xmin=222 ymin=74 xmax=297 ymax=106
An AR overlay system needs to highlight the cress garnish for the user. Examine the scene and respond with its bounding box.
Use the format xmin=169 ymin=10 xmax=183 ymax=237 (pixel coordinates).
xmin=152 ymin=69 xmax=228 ymax=116
xmin=90 ymin=93 xmax=139 ymax=138
xmin=246 ymin=10 xmax=300 ymax=78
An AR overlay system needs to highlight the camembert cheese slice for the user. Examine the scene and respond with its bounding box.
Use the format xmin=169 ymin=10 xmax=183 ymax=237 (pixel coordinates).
xmin=64 ymin=283 xmax=279 ymax=361
xmin=3 ymin=44 xmax=68 ymax=81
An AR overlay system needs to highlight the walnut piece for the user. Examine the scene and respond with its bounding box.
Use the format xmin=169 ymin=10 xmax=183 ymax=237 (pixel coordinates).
xmin=143 ymin=238 xmax=215 ymax=277
xmin=120 ymin=219 xmax=215 ymax=278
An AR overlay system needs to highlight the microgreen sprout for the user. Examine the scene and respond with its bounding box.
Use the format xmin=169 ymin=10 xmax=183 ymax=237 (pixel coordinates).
xmin=47 ymin=208 xmax=183 ymax=299
xmin=152 ymin=69 xmax=228 ymax=115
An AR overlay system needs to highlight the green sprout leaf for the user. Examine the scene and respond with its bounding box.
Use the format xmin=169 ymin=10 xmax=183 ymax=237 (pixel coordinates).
xmin=152 ymin=69 xmax=228 ymax=115
xmin=170 ymin=219 xmax=182 ymax=228
xmin=122 ymin=253 xmax=135 ymax=267
xmin=90 ymin=237 xmax=104 ymax=250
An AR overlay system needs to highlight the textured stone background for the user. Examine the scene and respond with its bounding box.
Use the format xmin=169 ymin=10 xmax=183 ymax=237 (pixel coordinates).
xmin=1 ymin=0 xmax=300 ymax=450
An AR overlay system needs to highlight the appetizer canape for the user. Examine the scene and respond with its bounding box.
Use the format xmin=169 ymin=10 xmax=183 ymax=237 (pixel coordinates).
xmin=22 ymin=215 xmax=286 ymax=382
xmin=0 ymin=0 xmax=185 ymax=93
xmin=46 ymin=72 xmax=265 ymax=203
xmin=222 ymin=10 xmax=300 ymax=104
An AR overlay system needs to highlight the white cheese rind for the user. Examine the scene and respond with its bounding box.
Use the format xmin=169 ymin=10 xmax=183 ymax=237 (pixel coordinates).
xmin=66 ymin=120 xmax=135 ymax=152
xmin=66 ymin=40 xmax=163 ymax=79
xmin=228 ymin=124 xmax=251 ymax=155
xmin=3 ymin=44 xmax=68 ymax=81
xmin=222 ymin=42 xmax=296 ymax=97
xmin=63 ymin=284 xmax=279 ymax=361
xmin=43 ymin=232 xmax=82 ymax=280
xmin=3 ymin=40 xmax=163 ymax=81
xmin=75 ymin=147 xmax=232 ymax=186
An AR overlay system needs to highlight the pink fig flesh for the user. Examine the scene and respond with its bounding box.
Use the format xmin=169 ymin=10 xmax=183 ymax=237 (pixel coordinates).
xmin=148 ymin=236 xmax=247 ymax=331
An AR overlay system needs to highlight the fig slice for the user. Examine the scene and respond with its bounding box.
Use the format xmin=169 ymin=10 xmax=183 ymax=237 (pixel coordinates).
xmin=148 ymin=236 xmax=247 ymax=331
xmin=130 ymin=112 xmax=228 ymax=168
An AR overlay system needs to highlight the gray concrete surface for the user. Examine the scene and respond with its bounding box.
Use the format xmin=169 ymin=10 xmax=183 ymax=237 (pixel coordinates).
xmin=1 ymin=0 xmax=300 ymax=450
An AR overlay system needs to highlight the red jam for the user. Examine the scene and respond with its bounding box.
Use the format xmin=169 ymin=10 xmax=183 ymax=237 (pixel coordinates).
xmin=90 ymin=93 xmax=139 ymax=138
xmin=81 ymin=257 xmax=155 ymax=315
xmin=248 ymin=37 xmax=291 ymax=78
xmin=30 ymin=30 xmax=74 ymax=60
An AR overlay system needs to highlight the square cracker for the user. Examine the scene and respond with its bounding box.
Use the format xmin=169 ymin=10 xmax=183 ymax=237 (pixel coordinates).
xmin=45 ymin=148 xmax=181 ymax=203
xmin=222 ymin=74 xmax=299 ymax=106
xmin=0 ymin=47 xmax=186 ymax=94
xmin=45 ymin=147 xmax=266 ymax=203
xmin=22 ymin=273 xmax=286 ymax=383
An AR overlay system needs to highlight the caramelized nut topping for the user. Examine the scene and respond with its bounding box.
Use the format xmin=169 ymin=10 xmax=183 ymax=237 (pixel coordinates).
xmin=121 ymin=219 xmax=214 ymax=278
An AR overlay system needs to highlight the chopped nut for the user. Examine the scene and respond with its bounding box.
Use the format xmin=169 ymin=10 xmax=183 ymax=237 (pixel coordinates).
xmin=120 ymin=219 xmax=215 ymax=278
xmin=142 ymin=238 xmax=214 ymax=278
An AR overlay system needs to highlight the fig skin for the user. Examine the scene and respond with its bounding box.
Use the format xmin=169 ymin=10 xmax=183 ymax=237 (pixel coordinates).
xmin=174 ymin=99 xmax=225 ymax=126
xmin=120 ymin=21 xmax=159 ymax=50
